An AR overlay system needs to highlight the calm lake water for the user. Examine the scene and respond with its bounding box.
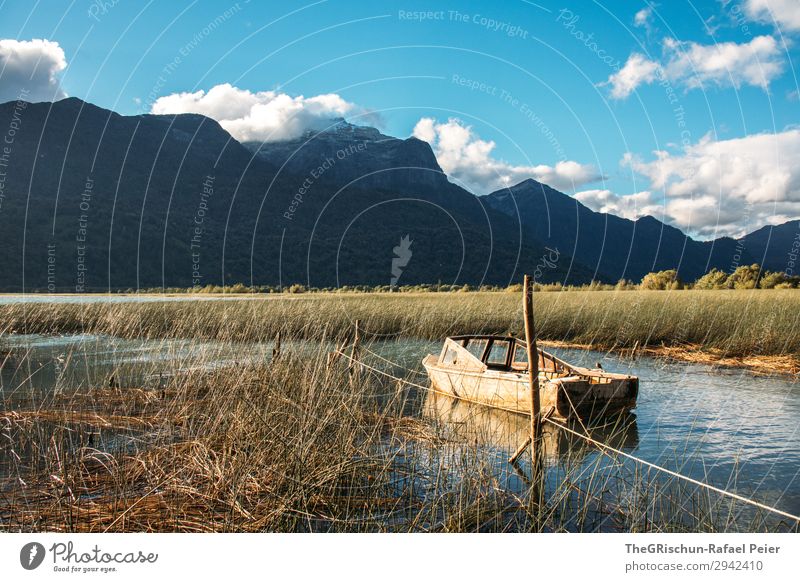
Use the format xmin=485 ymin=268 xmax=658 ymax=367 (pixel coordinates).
xmin=1 ymin=328 xmax=798 ymax=531
xmin=0 ymin=294 xmax=262 ymax=305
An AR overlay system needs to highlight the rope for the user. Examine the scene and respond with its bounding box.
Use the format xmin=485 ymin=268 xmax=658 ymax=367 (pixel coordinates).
xmin=359 ymin=346 xmax=428 ymax=377
xmin=335 ymin=349 xmax=800 ymax=524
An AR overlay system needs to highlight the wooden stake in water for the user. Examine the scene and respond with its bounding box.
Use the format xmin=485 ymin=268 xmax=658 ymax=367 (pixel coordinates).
xmin=524 ymin=275 xmax=542 ymax=446
xmin=348 ymin=320 xmax=361 ymax=380
xmin=272 ymin=331 xmax=282 ymax=359
xmin=524 ymin=275 xmax=545 ymax=521
xmin=509 ymin=274 xmax=542 ymax=465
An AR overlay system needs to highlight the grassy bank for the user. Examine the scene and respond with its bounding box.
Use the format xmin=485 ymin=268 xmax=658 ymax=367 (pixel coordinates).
xmin=2 ymin=290 xmax=799 ymax=365
xmin=1 ymin=342 xmax=783 ymax=533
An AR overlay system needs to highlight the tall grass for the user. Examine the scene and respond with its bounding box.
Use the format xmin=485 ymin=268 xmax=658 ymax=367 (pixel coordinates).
xmin=1 ymin=293 xmax=797 ymax=531
xmin=2 ymin=290 xmax=799 ymax=358
xmin=0 ymin=329 xmax=792 ymax=533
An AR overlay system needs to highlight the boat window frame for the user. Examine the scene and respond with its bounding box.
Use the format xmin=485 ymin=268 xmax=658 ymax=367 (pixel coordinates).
xmin=511 ymin=341 xmax=529 ymax=371
xmin=484 ymin=338 xmax=514 ymax=370
xmin=450 ymin=334 xmax=578 ymax=376
xmin=440 ymin=338 xmax=488 ymax=371
xmin=461 ymin=337 xmax=490 ymax=362
xmin=440 ymin=343 xmax=460 ymax=366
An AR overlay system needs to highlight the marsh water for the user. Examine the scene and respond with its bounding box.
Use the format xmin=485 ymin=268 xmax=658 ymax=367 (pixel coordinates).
xmin=1 ymin=296 xmax=799 ymax=530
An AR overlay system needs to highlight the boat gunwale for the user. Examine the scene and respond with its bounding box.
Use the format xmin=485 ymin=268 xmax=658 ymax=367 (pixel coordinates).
xmin=442 ymin=334 xmax=636 ymax=382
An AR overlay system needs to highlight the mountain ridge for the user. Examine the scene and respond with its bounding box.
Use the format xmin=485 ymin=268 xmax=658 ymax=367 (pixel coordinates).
xmin=0 ymin=97 xmax=793 ymax=291
xmin=0 ymin=97 xmax=592 ymax=290
xmin=484 ymin=178 xmax=764 ymax=282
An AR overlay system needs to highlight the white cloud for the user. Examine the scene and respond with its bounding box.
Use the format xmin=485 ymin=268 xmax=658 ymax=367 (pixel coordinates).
xmin=605 ymin=35 xmax=784 ymax=98
xmin=621 ymin=129 xmax=800 ymax=237
xmin=151 ymin=83 xmax=359 ymax=142
xmin=574 ymin=189 xmax=664 ymax=220
xmin=606 ymin=54 xmax=660 ymax=99
xmin=634 ymin=7 xmax=653 ymax=28
xmin=412 ymin=117 xmax=601 ymax=194
xmin=745 ymin=0 xmax=800 ymax=32
xmin=665 ymin=35 xmax=783 ymax=90
xmin=0 ymin=39 xmax=67 ymax=103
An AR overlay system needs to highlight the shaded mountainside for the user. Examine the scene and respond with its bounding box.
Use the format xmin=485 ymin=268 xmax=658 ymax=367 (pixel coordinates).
xmin=739 ymin=220 xmax=800 ymax=272
xmin=484 ymin=179 xmax=756 ymax=283
xmin=243 ymin=119 xmax=448 ymax=192
xmin=0 ymin=97 xmax=793 ymax=292
xmin=0 ymin=98 xmax=589 ymax=291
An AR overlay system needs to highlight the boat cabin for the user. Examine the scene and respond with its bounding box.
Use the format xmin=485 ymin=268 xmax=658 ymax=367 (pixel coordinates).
xmin=440 ymin=335 xmax=574 ymax=380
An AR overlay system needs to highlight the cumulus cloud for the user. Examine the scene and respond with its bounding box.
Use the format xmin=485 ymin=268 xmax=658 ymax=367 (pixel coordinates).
xmin=0 ymin=38 xmax=67 ymax=103
xmin=620 ymin=129 xmax=800 ymax=237
xmin=574 ymin=189 xmax=664 ymax=220
xmin=665 ymin=36 xmax=783 ymax=90
xmin=150 ymin=83 xmax=359 ymax=142
xmin=412 ymin=117 xmax=601 ymax=194
xmin=606 ymin=54 xmax=660 ymax=99
xmin=745 ymin=0 xmax=800 ymax=32
xmin=605 ymin=35 xmax=784 ymax=98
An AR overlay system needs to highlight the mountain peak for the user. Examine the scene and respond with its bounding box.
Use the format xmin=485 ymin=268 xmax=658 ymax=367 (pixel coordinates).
xmin=242 ymin=120 xmax=446 ymax=191
xmin=501 ymin=178 xmax=548 ymax=192
xmin=517 ymin=177 xmax=546 ymax=188
xmin=56 ymin=96 xmax=87 ymax=106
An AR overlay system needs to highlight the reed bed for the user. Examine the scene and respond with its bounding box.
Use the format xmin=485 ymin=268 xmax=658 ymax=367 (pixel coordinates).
xmin=2 ymin=290 xmax=799 ymax=362
xmin=0 ymin=331 xmax=791 ymax=533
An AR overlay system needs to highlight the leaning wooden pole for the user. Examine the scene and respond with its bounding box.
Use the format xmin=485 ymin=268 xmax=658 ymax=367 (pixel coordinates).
xmin=509 ymin=275 xmax=543 ymax=465
xmin=508 ymin=275 xmax=542 ymax=470
xmin=523 ymin=274 xmax=542 ymax=446
xmin=524 ymin=274 xmax=545 ymax=523
xmin=348 ymin=319 xmax=361 ymax=380
xmin=272 ymin=331 xmax=282 ymax=359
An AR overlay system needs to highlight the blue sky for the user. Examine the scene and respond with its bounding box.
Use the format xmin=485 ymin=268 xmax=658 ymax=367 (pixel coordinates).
xmin=1 ymin=0 xmax=799 ymax=238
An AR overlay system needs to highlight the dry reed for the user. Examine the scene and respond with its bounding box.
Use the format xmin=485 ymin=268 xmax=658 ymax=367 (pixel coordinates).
xmin=1 ymin=327 xmax=792 ymax=533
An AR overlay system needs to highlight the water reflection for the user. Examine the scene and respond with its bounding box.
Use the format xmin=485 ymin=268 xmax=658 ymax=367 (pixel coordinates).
xmin=0 ymin=294 xmax=260 ymax=305
xmin=2 ymin=332 xmax=799 ymax=524
xmin=422 ymin=391 xmax=639 ymax=464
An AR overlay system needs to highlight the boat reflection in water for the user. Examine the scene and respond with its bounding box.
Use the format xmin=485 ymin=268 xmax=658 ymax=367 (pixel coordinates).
xmin=422 ymin=391 xmax=639 ymax=464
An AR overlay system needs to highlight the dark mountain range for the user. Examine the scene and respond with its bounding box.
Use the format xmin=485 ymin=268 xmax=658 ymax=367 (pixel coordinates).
xmin=484 ymin=179 xmax=758 ymax=282
xmin=243 ymin=119 xmax=447 ymax=192
xmin=739 ymin=220 xmax=800 ymax=273
xmin=0 ymin=98 xmax=587 ymax=291
xmin=0 ymin=97 xmax=794 ymax=292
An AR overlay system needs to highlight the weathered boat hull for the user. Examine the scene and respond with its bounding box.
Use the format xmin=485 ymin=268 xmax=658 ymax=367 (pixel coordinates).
xmin=422 ymin=354 xmax=638 ymax=421
xmin=422 ymin=390 xmax=639 ymax=461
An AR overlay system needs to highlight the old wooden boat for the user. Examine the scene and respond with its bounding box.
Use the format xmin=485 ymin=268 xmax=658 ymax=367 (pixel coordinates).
xmin=422 ymin=335 xmax=638 ymax=421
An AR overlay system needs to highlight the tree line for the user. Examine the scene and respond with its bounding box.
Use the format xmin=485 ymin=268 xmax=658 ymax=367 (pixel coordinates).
xmin=638 ymin=264 xmax=798 ymax=290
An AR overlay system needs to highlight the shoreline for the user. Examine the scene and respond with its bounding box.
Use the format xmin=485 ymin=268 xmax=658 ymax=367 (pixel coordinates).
xmin=539 ymin=340 xmax=800 ymax=376
xmin=2 ymin=291 xmax=798 ymax=375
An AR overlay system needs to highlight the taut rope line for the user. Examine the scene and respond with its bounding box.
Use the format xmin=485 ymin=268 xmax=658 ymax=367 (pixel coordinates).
xmin=335 ymin=349 xmax=800 ymax=524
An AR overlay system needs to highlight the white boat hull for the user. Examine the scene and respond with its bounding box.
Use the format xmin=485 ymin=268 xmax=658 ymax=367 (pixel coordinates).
xmin=423 ymin=354 xmax=638 ymax=421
